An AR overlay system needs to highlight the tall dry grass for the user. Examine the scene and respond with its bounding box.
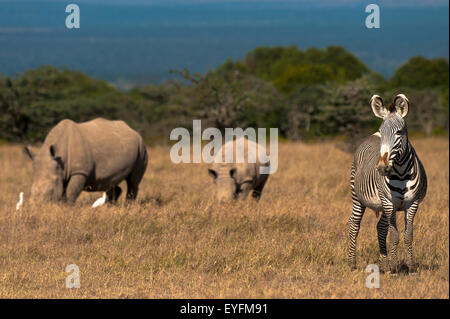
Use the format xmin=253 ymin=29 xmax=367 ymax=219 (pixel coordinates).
xmin=0 ymin=138 xmax=448 ymax=298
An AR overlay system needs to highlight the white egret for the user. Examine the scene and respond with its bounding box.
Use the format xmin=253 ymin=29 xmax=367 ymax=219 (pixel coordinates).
xmin=92 ymin=192 xmax=107 ymax=208
xmin=16 ymin=192 xmax=24 ymax=211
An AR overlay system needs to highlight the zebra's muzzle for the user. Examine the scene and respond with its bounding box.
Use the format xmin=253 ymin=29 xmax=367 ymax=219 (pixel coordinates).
xmin=377 ymin=165 xmax=392 ymax=176
xmin=377 ymin=153 xmax=392 ymax=176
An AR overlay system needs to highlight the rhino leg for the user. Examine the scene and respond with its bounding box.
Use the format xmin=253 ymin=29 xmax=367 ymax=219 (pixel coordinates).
xmin=65 ymin=174 xmax=87 ymax=204
xmin=124 ymin=150 xmax=147 ymax=201
xmin=106 ymin=186 xmax=122 ymax=203
xmin=252 ymin=174 xmax=269 ymax=201
xmin=125 ymin=178 xmax=139 ymax=200
xmin=238 ymin=183 xmax=253 ymax=200
xmin=125 ymin=170 xmax=144 ymax=201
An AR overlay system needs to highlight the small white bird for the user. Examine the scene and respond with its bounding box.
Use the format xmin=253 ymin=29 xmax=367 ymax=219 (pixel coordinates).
xmin=16 ymin=192 xmax=24 ymax=211
xmin=92 ymin=192 xmax=107 ymax=208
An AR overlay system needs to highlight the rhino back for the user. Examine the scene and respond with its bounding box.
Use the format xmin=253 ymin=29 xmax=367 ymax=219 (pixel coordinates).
xmin=78 ymin=118 xmax=145 ymax=182
xmin=212 ymin=137 xmax=268 ymax=183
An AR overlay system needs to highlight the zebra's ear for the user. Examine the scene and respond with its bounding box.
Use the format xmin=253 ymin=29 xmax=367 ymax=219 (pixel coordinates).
xmin=393 ymin=94 xmax=409 ymax=118
xmin=370 ymin=95 xmax=388 ymax=119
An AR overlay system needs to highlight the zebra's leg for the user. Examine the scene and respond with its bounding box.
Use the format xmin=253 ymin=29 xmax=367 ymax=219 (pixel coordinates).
xmin=348 ymin=201 xmax=366 ymax=270
xmin=404 ymin=202 xmax=419 ymax=274
xmin=376 ymin=212 xmax=389 ymax=272
xmin=388 ymin=211 xmax=400 ymax=273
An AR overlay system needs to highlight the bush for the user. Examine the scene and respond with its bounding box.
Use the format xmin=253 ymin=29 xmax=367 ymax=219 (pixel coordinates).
xmin=0 ymin=48 xmax=447 ymax=144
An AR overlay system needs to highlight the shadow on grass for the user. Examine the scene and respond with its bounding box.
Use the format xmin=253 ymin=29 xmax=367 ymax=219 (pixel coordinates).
xmin=391 ymin=261 xmax=440 ymax=276
xmin=138 ymin=193 xmax=173 ymax=207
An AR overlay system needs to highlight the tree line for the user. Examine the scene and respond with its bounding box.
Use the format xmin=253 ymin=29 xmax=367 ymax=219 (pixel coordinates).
xmin=0 ymin=46 xmax=448 ymax=149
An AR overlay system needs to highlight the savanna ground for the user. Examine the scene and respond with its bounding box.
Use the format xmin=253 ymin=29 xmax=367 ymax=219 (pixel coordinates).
xmin=0 ymin=138 xmax=448 ymax=298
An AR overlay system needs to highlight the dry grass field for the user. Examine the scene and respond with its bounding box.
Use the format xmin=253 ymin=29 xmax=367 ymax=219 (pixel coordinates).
xmin=0 ymin=137 xmax=448 ymax=298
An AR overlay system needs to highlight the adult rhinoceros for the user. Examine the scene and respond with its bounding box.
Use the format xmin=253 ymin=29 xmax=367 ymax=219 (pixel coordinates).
xmin=208 ymin=137 xmax=270 ymax=202
xmin=24 ymin=118 xmax=148 ymax=204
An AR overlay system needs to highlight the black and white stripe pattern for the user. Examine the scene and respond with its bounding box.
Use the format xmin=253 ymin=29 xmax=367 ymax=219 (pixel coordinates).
xmin=348 ymin=94 xmax=427 ymax=273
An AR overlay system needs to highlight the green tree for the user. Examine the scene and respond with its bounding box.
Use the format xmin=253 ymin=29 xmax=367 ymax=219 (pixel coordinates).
xmin=241 ymin=45 xmax=370 ymax=93
xmin=390 ymin=56 xmax=449 ymax=90
xmin=0 ymin=75 xmax=30 ymax=141
xmin=1 ymin=65 xmax=137 ymax=141
xmin=315 ymin=76 xmax=377 ymax=151
xmin=174 ymin=67 xmax=284 ymax=132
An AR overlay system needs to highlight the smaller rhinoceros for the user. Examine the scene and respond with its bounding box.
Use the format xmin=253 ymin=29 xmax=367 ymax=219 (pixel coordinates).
xmin=24 ymin=118 xmax=148 ymax=204
xmin=208 ymin=137 xmax=270 ymax=202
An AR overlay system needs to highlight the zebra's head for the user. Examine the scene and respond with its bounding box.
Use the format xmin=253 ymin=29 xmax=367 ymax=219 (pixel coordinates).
xmin=371 ymin=94 xmax=410 ymax=176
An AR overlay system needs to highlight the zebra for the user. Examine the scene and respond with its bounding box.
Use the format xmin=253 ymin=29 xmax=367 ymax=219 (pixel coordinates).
xmin=348 ymin=94 xmax=427 ymax=274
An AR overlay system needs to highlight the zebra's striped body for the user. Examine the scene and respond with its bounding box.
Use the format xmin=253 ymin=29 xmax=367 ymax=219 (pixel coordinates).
xmin=348 ymin=94 xmax=427 ymax=273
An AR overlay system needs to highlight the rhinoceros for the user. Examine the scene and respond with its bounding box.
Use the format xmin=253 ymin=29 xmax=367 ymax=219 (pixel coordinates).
xmin=208 ymin=137 xmax=270 ymax=201
xmin=24 ymin=118 xmax=148 ymax=204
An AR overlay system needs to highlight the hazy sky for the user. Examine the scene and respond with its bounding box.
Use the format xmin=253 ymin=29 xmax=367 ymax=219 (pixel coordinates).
xmin=1 ymin=0 xmax=447 ymax=83
xmin=4 ymin=0 xmax=450 ymax=6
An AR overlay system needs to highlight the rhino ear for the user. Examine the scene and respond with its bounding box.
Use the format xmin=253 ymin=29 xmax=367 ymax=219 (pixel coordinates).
xmin=23 ymin=145 xmax=35 ymax=160
xmin=49 ymin=144 xmax=64 ymax=169
xmin=49 ymin=144 xmax=57 ymax=158
xmin=208 ymin=169 xmax=217 ymax=180
xmin=370 ymin=95 xmax=388 ymax=119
